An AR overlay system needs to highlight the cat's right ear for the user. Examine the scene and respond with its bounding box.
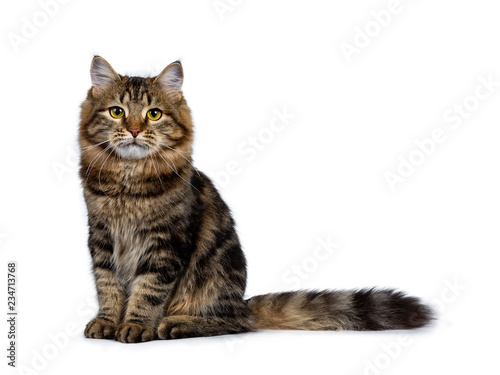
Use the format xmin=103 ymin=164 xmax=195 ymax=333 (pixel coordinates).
xmin=154 ymin=61 xmax=183 ymax=101
xmin=90 ymin=56 xmax=120 ymax=90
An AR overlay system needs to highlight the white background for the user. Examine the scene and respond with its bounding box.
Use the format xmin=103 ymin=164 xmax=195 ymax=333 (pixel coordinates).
xmin=1 ymin=0 xmax=499 ymax=374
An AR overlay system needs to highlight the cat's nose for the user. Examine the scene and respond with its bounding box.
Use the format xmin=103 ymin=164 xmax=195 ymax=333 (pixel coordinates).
xmin=129 ymin=128 xmax=141 ymax=138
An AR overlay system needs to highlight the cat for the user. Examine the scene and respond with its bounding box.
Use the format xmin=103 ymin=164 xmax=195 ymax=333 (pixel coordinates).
xmin=79 ymin=56 xmax=433 ymax=343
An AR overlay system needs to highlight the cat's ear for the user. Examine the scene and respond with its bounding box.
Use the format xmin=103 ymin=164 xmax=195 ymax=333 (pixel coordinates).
xmin=154 ymin=61 xmax=183 ymax=94
xmin=90 ymin=56 xmax=120 ymax=88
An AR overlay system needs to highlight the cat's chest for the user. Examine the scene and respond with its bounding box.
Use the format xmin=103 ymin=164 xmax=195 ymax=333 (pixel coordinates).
xmin=99 ymin=196 xmax=158 ymax=284
xmin=110 ymin=220 xmax=148 ymax=284
xmin=86 ymin=189 xmax=183 ymax=285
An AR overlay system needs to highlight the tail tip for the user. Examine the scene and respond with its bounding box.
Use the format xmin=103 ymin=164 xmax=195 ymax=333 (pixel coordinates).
xmin=353 ymin=288 xmax=436 ymax=330
xmin=386 ymin=290 xmax=436 ymax=330
xmin=406 ymin=300 xmax=436 ymax=329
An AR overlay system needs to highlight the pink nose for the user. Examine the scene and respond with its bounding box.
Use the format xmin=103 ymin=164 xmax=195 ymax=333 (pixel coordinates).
xmin=129 ymin=128 xmax=141 ymax=137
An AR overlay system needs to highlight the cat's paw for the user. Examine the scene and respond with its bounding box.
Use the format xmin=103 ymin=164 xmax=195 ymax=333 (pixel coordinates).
xmin=84 ymin=318 xmax=117 ymax=339
xmin=157 ymin=316 xmax=190 ymax=340
xmin=116 ymin=322 xmax=156 ymax=343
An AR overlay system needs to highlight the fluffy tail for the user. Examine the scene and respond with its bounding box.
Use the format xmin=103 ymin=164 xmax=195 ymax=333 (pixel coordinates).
xmin=246 ymin=289 xmax=434 ymax=331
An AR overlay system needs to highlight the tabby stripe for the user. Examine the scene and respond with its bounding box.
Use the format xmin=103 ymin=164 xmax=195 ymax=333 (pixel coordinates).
xmin=144 ymin=294 xmax=164 ymax=306
xmin=148 ymin=285 xmax=169 ymax=294
xmin=88 ymin=238 xmax=113 ymax=253
xmin=96 ymin=316 xmax=114 ymax=323
xmin=125 ymin=318 xmax=145 ymax=324
xmin=351 ymin=290 xmax=381 ymax=330
xmin=136 ymin=262 xmax=181 ymax=277
xmin=214 ymin=226 xmax=235 ymax=249
xmin=156 ymin=273 xmax=177 ymax=285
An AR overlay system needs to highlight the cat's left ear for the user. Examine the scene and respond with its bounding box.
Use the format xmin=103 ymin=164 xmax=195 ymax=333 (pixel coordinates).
xmin=154 ymin=61 xmax=183 ymax=98
xmin=90 ymin=56 xmax=120 ymax=89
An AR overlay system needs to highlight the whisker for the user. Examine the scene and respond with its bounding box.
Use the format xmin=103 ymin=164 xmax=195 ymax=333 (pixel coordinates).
xmin=98 ymin=146 xmax=116 ymax=195
xmin=158 ymin=142 xmax=200 ymax=176
xmin=149 ymin=153 xmax=163 ymax=184
xmin=81 ymin=139 xmax=112 ymax=152
xmin=86 ymin=144 xmax=112 ymax=175
xmin=154 ymin=146 xmax=199 ymax=192
xmin=139 ymin=149 xmax=150 ymax=169
xmin=84 ymin=144 xmax=113 ymax=185
xmin=153 ymin=146 xmax=176 ymax=174
xmin=154 ymin=153 xmax=164 ymax=182
xmin=155 ymin=145 xmax=178 ymax=173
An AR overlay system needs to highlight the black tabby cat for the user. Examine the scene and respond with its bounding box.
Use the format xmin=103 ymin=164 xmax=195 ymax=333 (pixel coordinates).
xmin=79 ymin=56 xmax=433 ymax=343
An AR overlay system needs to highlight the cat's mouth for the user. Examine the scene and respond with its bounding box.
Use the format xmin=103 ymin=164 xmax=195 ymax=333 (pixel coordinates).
xmin=115 ymin=141 xmax=150 ymax=159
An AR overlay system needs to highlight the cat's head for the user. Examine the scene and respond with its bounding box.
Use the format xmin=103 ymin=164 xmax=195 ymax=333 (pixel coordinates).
xmin=79 ymin=56 xmax=194 ymax=172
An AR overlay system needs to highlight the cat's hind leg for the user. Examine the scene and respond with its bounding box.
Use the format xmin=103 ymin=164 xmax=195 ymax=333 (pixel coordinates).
xmin=157 ymin=315 xmax=252 ymax=339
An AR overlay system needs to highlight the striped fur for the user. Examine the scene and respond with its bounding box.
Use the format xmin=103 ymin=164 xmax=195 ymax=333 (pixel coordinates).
xmin=80 ymin=57 xmax=433 ymax=343
xmin=248 ymin=289 xmax=432 ymax=331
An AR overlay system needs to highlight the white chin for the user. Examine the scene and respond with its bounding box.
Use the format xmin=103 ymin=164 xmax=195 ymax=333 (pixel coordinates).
xmin=116 ymin=144 xmax=150 ymax=159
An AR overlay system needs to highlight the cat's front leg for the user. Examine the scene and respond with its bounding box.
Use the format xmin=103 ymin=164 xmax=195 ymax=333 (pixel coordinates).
xmin=85 ymin=228 xmax=126 ymax=340
xmin=116 ymin=248 xmax=183 ymax=343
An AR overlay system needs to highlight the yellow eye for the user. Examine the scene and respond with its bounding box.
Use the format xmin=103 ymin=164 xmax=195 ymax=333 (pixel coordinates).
xmin=147 ymin=108 xmax=162 ymax=121
xmin=109 ymin=106 xmax=124 ymax=119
